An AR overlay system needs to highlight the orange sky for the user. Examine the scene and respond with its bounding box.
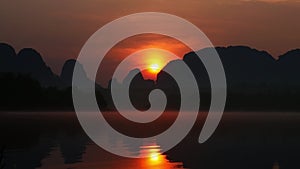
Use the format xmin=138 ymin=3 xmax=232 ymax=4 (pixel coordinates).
xmin=0 ymin=0 xmax=299 ymax=85
xmin=97 ymin=34 xmax=191 ymax=85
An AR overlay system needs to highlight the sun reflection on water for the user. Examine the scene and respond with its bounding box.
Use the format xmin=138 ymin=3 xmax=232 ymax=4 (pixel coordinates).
xmin=139 ymin=143 xmax=185 ymax=169
xmin=38 ymin=142 xmax=186 ymax=169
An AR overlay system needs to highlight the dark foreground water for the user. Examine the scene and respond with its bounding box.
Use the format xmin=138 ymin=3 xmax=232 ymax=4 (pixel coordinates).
xmin=0 ymin=111 xmax=299 ymax=169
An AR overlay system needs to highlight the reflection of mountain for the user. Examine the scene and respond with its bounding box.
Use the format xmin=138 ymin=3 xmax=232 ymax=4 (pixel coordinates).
xmin=1 ymin=112 xmax=300 ymax=169
xmin=1 ymin=42 xmax=300 ymax=110
xmin=0 ymin=112 xmax=90 ymax=169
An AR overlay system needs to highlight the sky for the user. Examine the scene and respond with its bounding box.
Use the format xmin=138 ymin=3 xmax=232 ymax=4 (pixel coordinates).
xmin=0 ymin=0 xmax=299 ymax=85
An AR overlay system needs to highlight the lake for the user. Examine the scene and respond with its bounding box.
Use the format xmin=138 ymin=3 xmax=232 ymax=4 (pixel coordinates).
xmin=0 ymin=111 xmax=299 ymax=169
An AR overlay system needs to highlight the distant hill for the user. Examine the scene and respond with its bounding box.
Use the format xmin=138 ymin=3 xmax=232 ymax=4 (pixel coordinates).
xmin=1 ymin=42 xmax=300 ymax=111
xmin=0 ymin=43 xmax=61 ymax=87
xmin=159 ymin=46 xmax=300 ymax=110
xmin=180 ymin=46 xmax=300 ymax=93
xmin=0 ymin=43 xmax=107 ymax=110
xmin=126 ymin=46 xmax=300 ymax=111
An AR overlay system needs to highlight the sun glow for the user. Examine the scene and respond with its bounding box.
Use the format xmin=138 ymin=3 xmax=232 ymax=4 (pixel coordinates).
xmin=149 ymin=63 xmax=160 ymax=73
xmin=149 ymin=152 xmax=160 ymax=161
xmin=112 ymin=48 xmax=179 ymax=82
xmin=142 ymin=49 xmax=173 ymax=80
xmin=138 ymin=143 xmax=185 ymax=168
xmin=140 ymin=145 xmax=164 ymax=165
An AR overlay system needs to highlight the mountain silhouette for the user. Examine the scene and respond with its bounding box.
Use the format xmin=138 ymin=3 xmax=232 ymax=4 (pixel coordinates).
xmin=60 ymin=58 xmax=108 ymax=108
xmin=124 ymin=46 xmax=300 ymax=111
xmin=0 ymin=43 xmax=107 ymax=110
xmin=181 ymin=46 xmax=278 ymax=94
xmin=60 ymin=59 xmax=107 ymax=91
xmin=60 ymin=59 xmax=88 ymax=88
xmin=1 ymin=42 xmax=300 ymax=110
xmin=277 ymin=49 xmax=300 ymax=87
xmin=0 ymin=43 xmax=17 ymax=73
xmin=181 ymin=46 xmax=300 ymax=93
xmin=124 ymin=69 xmax=155 ymax=110
xmin=0 ymin=43 xmax=61 ymax=87
xmin=17 ymin=48 xmax=62 ymax=87
xmin=159 ymin=46 xmax=300 ymax=110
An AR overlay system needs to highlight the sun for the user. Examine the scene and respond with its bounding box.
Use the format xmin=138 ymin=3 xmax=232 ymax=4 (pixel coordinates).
xmin=149 ymin=63 xmax=160 ymax=73
xmin=125 ymin=48 xmax=179 ymax=81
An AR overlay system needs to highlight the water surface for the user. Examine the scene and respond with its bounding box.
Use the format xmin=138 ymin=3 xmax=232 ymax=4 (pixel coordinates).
xmin=0 ymin=111 xmax=299 ymax=169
